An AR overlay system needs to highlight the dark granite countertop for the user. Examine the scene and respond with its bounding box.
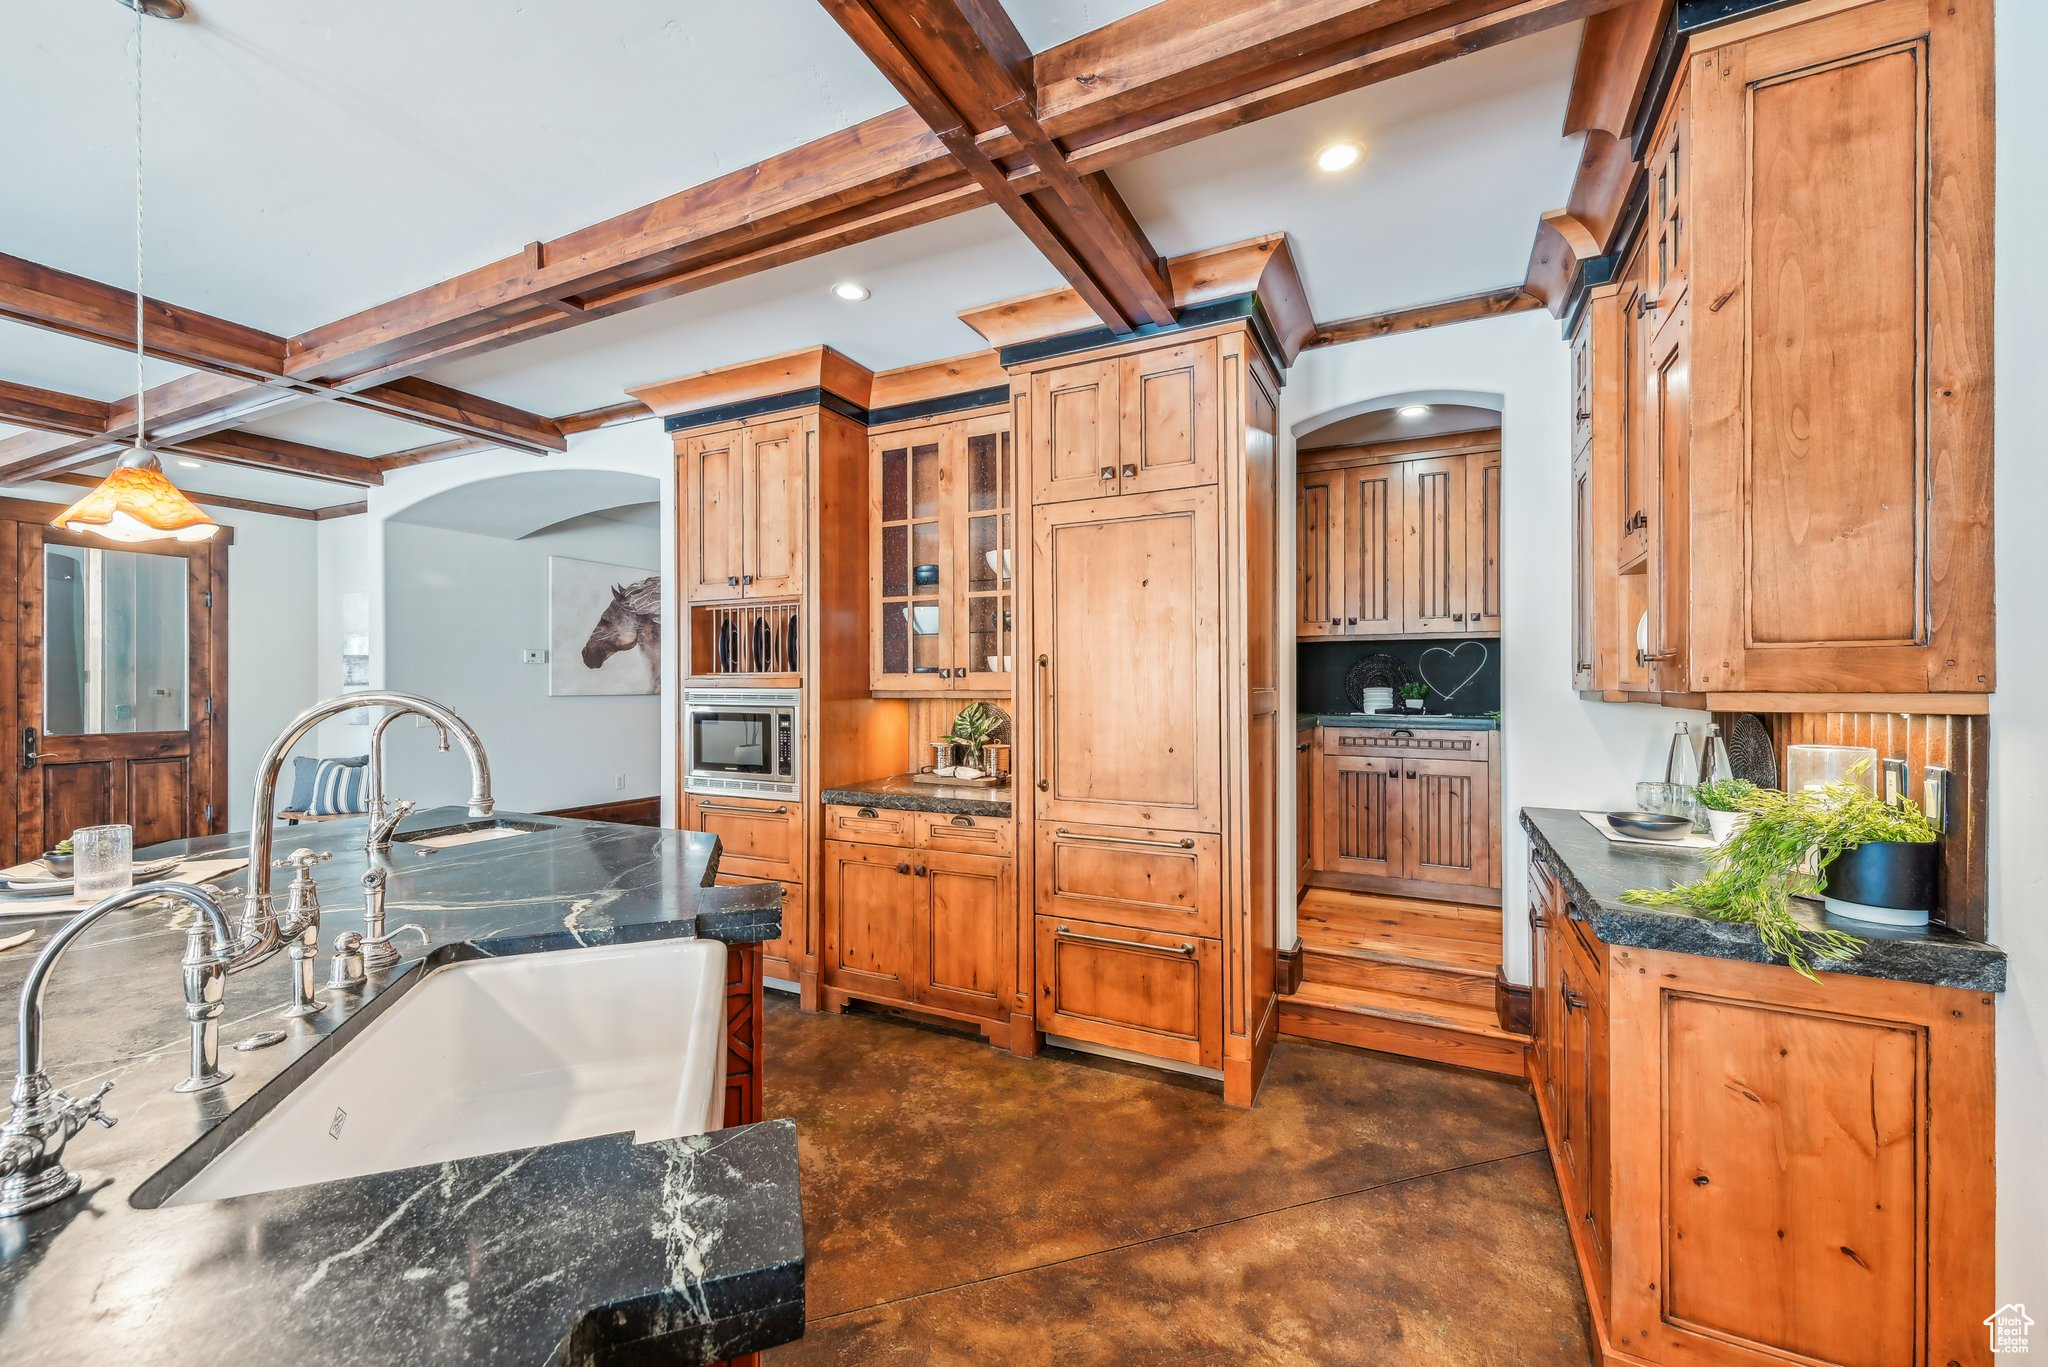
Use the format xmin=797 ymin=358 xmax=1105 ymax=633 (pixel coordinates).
xmin=820 ymin=774 xmax=1014 ymax=818
xmin=0 ymin=809 xmax=803 ymax=1366
xmin=1303 ymin=712 xmax=1501 ymax=731
xmin=1521 ymin=807 xmax=2006 ymax=992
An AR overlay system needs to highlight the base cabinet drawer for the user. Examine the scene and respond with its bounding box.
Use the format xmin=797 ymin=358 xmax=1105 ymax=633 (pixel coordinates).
xmin=686 ymin=794 xmax=804 ymax=882
xmin=822 ymin=803 xmax=918 ymax=846
xmin=1034 ymin=916 xmax=1222 ymax=1070
xmin=1034 ymin=822 xmax=1221 ymax=938
xmin=916 ymin=811 xmax=1015 ymax=856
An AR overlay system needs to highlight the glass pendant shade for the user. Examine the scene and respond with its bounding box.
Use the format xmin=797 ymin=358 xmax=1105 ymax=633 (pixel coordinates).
xmin=54 ymin=452 xmax=219 ymax=543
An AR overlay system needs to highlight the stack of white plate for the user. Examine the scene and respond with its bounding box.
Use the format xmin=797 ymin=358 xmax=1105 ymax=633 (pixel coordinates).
xmin=1361 ymin=686 xmax=1395 ymax=714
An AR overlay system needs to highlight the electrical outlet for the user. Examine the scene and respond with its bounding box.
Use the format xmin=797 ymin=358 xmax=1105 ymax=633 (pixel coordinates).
xmin=523 ymin=649 xmax=547 ymax=665
xmin=615 ymin=774 xmax=626 ymax=790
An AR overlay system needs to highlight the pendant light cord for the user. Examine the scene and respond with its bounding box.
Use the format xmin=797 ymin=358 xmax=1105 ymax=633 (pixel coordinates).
xmin=132 ymin=0 xmax=147 ymax=455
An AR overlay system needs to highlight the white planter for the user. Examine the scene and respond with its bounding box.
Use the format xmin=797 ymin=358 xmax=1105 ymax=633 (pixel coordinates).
xmin=1704 ymin=809 xmax=1750 ymax=846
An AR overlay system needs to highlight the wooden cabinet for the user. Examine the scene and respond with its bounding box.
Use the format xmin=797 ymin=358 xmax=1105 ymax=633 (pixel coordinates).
xmin=1571 ymin=0 xmax=1994 ymax=706
xmin=1309 ymin=726 xmax=1498 ymax=900
xmin=683 ymin=793 xmax=803 ymax=883
xmin=869 ymin=411 xmax=1015 ymax=693
xmin=1029 ymin=339 xmax=1218 ymax=504
xmin=819 ymin=813 xmax=1015 ymax=1038
xmin=1527 ymin=847 xmax=1994 ymax=1365
xmin=1293 ymin=436 xmax=1499 ymax=640
xmin=1035 ymin=915 xmax=1223 ymax=1070
xmin=1294 ymin=734 xmax=1314 ymax=886
xmin=682 ymin=417 xmax=808 ymax=603
xmin=1570 ymin=445 xmax=1598 ymax=693
xmin=1032 ymin=486 xmax=1222 ymax=835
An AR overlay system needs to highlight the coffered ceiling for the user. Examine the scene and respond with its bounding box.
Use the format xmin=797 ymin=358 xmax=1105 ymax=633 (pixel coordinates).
xmin=0 ymin=1 xmax=1596 ymax=514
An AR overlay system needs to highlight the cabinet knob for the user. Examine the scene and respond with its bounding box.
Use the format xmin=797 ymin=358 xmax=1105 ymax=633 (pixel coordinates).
xmin=1331 ymin=618 xmax=1341 ymax=627
xmin=913 ymin=865 xmax=928 ymax=877
xmin=1099 ymin=466 xmax=1116 ymax=481
xmin=741 ymin=574 xmax=754 ymax=586
xmin=1575 ymin=410 xmax=1592 ymax=422
xmin=1453 ymin=613 xmax=1465 ymax=622
xmin=1347 ymin=617 xmax=1359 ymax=625
xmin=1407 ymin=770 xmax=1417 ymax=779
xmin=1121 ymin=464 xmax=1137 ymax=479
xmin=726 ymin=576 xmax=740 ymax=587
xmin=896 ymin=862 xmax=911 ymax=875
xmin=950 ymin=815 xmax=974 ymax=827
xmin=858 ymin=807 xmax=880 ymax=819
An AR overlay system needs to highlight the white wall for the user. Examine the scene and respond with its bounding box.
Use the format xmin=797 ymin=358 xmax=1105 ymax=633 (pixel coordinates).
xmin=1280 ymin=310 xmax=1706 ymax=981
xmin=368 ymin=420 xmax=679 ymax=819
xmin=379 ymin=513 xmax=660 ymax=812
xmin=221 ymin=510 xmax=321 ymax=826
xmin=1992 ymin=0 xmax=2047 ymax=1315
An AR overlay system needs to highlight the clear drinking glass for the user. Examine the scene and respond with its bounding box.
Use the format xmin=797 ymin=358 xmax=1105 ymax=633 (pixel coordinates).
xmin=72 ymin=824 xmax=134 ymax=902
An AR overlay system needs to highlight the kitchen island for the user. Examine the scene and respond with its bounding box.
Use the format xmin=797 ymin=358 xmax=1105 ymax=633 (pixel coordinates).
xmin=0 ymin=810 xmax=801 ymax=1367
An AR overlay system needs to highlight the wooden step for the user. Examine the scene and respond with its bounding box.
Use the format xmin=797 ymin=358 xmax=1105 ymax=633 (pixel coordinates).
xmin=1296 ymin=889 xmax=1504 ymax=977
xmin=1280 ymin=980 xmax=1529 ymax=1077
xmin=1301 ymin=946 xmax=1496 ymax=1009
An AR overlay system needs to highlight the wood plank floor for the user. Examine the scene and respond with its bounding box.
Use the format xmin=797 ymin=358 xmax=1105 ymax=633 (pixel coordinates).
xmin=760 ymin=994 xmax=1591 ymax=1365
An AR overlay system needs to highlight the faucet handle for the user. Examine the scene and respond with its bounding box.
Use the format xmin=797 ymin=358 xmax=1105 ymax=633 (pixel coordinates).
xmin=366 ymin=923 xmax=427 ymax=950
xmin=63 ymin=1081 xmax=117 ymax=1131
xmin=273 ymin=847 xmax=332 ymax=874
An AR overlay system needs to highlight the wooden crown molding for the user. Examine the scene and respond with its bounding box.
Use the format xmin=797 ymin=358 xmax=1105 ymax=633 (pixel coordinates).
xmin=1308 ymin=286 xmax=1542 ymax=349
xmin=627 ymin=346 xmax=876 ymax=420
xmin=957 ymin=233 xmax=1313 ymax=359
xmin=867 ymin=350 xmax=1008 ymax=411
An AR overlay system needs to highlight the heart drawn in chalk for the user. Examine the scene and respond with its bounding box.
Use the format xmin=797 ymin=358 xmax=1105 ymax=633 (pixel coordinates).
xmin=1418 ymin=640 xmax=1489 ymax=700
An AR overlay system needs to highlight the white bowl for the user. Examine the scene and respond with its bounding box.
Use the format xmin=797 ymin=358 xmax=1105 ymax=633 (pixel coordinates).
xmin=907 ymin=605 xmax=941 ymax=635
xmin=986 ymin=655 xmax=1014 ymax=672
xmin=982 ymin=549 xmax=1014 ymax=580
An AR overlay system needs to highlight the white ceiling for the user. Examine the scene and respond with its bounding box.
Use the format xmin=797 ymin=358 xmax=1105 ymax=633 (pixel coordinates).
xmin=1 ymin=2 xmax=1585 ymax=505
xmin=1298 ymin=402 xmax=1504 ymax=450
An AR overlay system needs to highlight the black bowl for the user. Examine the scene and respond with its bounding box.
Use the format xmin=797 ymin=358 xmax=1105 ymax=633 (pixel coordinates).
xmin=1607 ymin=811 xmax=1692 ymax=841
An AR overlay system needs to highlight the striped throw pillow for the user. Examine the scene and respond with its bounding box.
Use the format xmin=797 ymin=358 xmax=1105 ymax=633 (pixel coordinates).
xmin=306 ymin=757 xmax=369 ymax=816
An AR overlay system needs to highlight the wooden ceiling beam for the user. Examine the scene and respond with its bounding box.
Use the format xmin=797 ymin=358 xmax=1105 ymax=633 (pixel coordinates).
xmin=289 ymin=0 xmax=1613 ymax=386
xmin=0 ymin=380 xmax=112 ymax=438
xmin=1307 ymin=285 xmax=1543 ymax=349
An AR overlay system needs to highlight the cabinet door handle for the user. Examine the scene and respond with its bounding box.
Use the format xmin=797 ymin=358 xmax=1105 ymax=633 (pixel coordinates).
xmin=1330 ymin=618 xmax=1341 ymax=627
xmin=913 ymin=865 xmax=927 ymax=877
xmin=696 ymin=801 xmax=789 ymax=815
xmin=19 ymin=727 xmax=37 ymax=771
xmin=1406 ymin=770 xmax=1417 ymax=779
xmin=1053 ymin=828 xmax=1196 ymax=851
xmin=950 ymin=815 xmax=975 ymax=827
xmin=1453 ymin=613 xmax=1466 ymax=622
xmin=1347 ymin=616 xmax=1359 ymax=625
xmin=1575 ymin=410 xmax=1592 ymax=422
xmin=741 ymin=574 xmax=754 ymax=587
xmin=896 ymin=862 xmax=911 ymax=876
xmin=1296 ymin=742 xmax=1311 ymax=754
xmin=1563 ymin=987 xmax=1587 ymax=1014
xmin=1055 ymin=924 xmax=1196 ymax=958
xmin=1099 ymin=466 xmax=1116 ymax=482
xmin=1390 ymin=729 xmax=1414 ymax=738
xmin=857 ymin=806 xmax=880 ymax=819
xmin=1035 ymin=654 xmax=1051 ymax=792
xmin=1121 ymin=464 xmax=1137 ymax=479
xmin=726 ymin=576 xmax=740 ymax=587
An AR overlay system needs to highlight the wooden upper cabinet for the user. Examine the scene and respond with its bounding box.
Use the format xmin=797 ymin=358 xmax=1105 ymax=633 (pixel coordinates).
xmin=1348 ymin=464 xmax=1404 ymax=635
xmin=682 ymin=428 xmax=746 ymax=601
xmin=1030 ymin=338 xmax=1218 ymax=504
xmin=1033 ymin=487 xmax=1222 ymax=834
xmin=681 ymin=419 xmax=808 ymax=603
xmin=1646 ymin=82 xmax=1689 ymax=316
xmin=1466 ymin=451 xmax=1502 ymax=635
xmin=1295 ymin=468 xmax=1346 ymax=638
xmin=1401 ymin=455 xmax=1469 ymax=635
xmin=1616 ymin=242 xmax=1651 ymax=572
xmin=744 ymin=418 xmax=807 ymax=599
xmin=1031 ymin=357 xmax=1119 ymax=503
xmin=1571 ymin=445 xmax=1598 ymax=693
xmin=1643 ymin=293 xmax=1693 ymax=695
xmin=1116 ymin=339 xmax=1219 ymax=495
xmin=871 ymin=412 xmax=1015 ymax=693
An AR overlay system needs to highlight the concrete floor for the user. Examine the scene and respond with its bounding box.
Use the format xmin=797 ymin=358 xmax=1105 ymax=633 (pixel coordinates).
xmin=760 ymin=995 xmax=1594 ymax=1366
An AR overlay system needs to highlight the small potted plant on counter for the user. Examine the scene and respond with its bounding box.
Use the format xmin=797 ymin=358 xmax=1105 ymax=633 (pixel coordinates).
xmin=1694 ymin=778 xmax=1759 ymax=846
xmin=947 ymin=702 xmax=1002 ymax=780
xmin=1623 ymin=770 xmax=1939 ymax=977
xmin=1398 ymin=682 xmax=1428 ymax=713
xmin=40 ymin=838 xmax=75 ymax=877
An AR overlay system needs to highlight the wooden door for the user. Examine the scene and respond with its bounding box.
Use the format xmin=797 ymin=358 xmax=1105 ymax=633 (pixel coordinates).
xmin=1400 ymin=757 xmax=1492 ymax=889
xmin=1643 ymin=294 xmax=1692 ymax=695
xmin=1554 ymin=947 xmax=1595 ymax=1234
xmin=1030 ymin=358 xmax=1119 ymax=504
xmin=683 ymin=794 xmax=804 ymax=883
xmin=682 ymin=427 xmax=746 ymax=602
xmin=1528 ymin=856 xmax=1558 ymax=1113
xmin=1116 ymin=339 xmax=1217 ymax=495
xmin=1346 ymin=464 xmax=1403 ymax=636
xmin=822 ymin=840 xmax=915 ymax=1002
xmin=1295 ymin=468 xmax=1346 ymax=638
xmin=743 ymin=417 xmax=806 ymax=599
xmin=1295 ymin=734 xmax=1314 ymax=885
xmin=1466 ymin=450 xmax=1502 ymax=634
xmin=956 ymin=414 xmax=1017 ymax=691
xmin=1646 ymin=84 xmax=1689 ymax=315
xmin=871 ymin=423 xmax=958 ymax=692
xmin=1571 ymin=447 xmax=1597 ymax=693
xmin=1616 ymin=239 xmax=1651 ymax=570
xmin=1314 ymin=754 xmax=1401 ymax=880
xmin=10 ymin=521 xmax=226 ymax=862
xmin=1401 ymin=456 xmax=1468 ymax=634
xmin=917 ymin=849 xmax=1010 ymax=1018
xmin=1032 ymin=488 xmax=1222 ymax=834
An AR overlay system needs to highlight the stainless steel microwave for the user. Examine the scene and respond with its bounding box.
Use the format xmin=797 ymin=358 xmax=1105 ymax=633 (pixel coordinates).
xmin=682 ymin=688 xmax=799 ymax=798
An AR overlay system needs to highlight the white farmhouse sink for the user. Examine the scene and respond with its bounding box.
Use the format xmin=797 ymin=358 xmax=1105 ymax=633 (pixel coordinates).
xmin=164 ymin=938 xmax=728 ymax=1207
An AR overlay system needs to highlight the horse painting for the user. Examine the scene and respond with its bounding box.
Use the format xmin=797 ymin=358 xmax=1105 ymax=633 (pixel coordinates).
xmin=580 ymin=575 xmax=661 ymax=687
xmin=548 ymin=556 xmax=661 ymax=697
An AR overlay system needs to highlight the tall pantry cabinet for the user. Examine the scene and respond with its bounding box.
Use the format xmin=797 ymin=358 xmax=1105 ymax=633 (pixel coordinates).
xmin=1011 ymin=324 xmax=1281 ymax=1105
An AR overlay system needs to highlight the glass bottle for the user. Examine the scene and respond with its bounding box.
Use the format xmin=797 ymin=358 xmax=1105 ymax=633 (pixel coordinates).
xmin=1662 ymin=721 xmax=1700 ymax=817
xmin=1698 ymin=723 xmax=1733 ymax=789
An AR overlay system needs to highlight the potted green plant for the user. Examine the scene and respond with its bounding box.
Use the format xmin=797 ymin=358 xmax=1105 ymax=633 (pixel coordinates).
xmin=1623 ymin=772 xmax=1938 ymax=977
xmin=1397 ymin=682 xmax=1428 ymax=712
xmin=947 ymin=703 xmax=1002 ymax=779
xmin=1694 ymin=778 xmax=1759 ymax=846
xmin=40 ymin=838 xmax=75 ymax=877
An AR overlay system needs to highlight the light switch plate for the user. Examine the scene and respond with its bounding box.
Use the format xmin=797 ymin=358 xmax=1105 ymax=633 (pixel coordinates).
xmin=523 ymin=649 xmax=547 ymax=665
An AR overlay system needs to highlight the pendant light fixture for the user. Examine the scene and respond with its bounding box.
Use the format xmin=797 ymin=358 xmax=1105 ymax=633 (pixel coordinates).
xmin=55 ymin=0 xmax=217 ymax=544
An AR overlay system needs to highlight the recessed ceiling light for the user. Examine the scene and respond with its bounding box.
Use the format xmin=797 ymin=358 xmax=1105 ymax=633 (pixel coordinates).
xmin=1397 ymin=405 xmax=1431 ymax=419
xmin=1315 ymin=141 xmax=1364 ymax=174
xmin=831 ymin=282 xmax=871 ymax=302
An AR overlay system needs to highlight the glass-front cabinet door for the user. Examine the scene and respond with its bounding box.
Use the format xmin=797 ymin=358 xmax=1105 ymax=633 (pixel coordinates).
xmin=958 ymin=413 xmax=1014 ymax=692
xmin=870 ymin=412 xmax=1014 ymax=695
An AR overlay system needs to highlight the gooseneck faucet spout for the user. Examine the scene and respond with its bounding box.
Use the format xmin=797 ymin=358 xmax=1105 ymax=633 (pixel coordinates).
xmin=1 ymin=882 xmax=234 ymax=1218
